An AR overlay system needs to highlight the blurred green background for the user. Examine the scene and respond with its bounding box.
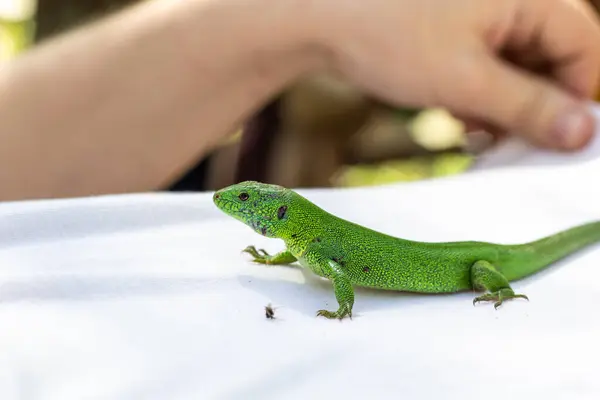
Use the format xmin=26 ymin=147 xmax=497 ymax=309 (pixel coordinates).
xmin=0 ymin=0 xmax=35 ymax=60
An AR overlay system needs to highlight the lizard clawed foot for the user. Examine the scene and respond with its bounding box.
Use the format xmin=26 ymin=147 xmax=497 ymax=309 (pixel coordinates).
xmin=242 ymin=246 xmax=272 ymax=264
xmin=241 ymin=246 xmax=298 ymax=265
xmin=316 ymin=304 xmax=353 ymax=321
xmin=473 ymin=288 xmax=529 ymax=310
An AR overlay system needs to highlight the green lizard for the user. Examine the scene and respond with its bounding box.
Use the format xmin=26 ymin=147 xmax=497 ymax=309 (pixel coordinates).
xmin=213 ymin=181 xmax=600 ymax=320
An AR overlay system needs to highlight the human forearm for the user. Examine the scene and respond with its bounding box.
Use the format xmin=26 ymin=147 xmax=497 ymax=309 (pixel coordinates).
xmin=0 ymin=0 xmax=324 ymax=201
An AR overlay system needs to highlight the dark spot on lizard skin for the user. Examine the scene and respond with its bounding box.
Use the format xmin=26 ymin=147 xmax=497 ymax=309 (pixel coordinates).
xmin=363 ymin=266 xmax=371 ymax=273
xmin=253 ymin=201 xmax=258 ymax=207
xmin=261 ymin=227 xmax=267 ymax=235
xmin=277 ymin=205 xmax=288 ymax=220
xmin=313 ymin=237 xmax=321 ymax=243
xmin=291 ymin=233 xmax=298 ymax=239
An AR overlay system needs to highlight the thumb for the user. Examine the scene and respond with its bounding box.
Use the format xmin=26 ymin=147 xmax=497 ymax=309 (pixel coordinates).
xmin=455 ymin=55 xmax=595 ymax=151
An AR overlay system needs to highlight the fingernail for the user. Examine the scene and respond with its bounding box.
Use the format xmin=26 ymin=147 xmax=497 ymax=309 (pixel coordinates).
xmin=552 ymin=107 xmax=594 ymax=150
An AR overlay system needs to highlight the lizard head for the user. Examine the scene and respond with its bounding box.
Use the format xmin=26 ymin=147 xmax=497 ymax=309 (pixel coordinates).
xmin=213 ymin=181 xmax=296 ymax=238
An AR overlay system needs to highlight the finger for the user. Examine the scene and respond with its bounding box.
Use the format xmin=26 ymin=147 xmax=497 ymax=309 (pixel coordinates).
xmin=452 ymin=113 xmax=504 ymax=136
xmin=464 ymin=130 xmax=505 ymax=154
xmin=453 ymin=115 xmax=507 ymax=152
xmin=453 ymin=53 xmax=595 ymax=151
xmin=520 ymin=0 xmax=600 ymax=98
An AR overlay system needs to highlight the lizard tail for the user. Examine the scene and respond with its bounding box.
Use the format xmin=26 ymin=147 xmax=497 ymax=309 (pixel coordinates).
xmin=501 ymin=221 xmax=600 ymax=281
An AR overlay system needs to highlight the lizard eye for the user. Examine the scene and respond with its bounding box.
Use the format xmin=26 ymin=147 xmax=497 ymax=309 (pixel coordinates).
xmin=238 ymin=192 xmax=249 ymax=201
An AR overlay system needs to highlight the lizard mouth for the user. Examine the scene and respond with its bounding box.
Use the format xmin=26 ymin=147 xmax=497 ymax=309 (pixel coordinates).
xmin=213 ymin=196 xmax=270 ymax=236
xmin=213 ymin=197 xmax=258 ymax=219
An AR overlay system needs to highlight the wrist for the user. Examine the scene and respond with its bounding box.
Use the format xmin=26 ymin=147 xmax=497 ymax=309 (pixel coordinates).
xmin=181 ymin=0 xmax=333 ymax=95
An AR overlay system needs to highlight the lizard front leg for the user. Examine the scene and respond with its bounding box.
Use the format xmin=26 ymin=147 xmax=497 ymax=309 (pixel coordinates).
xmin=470 ymin=260 xmax=529 ymax=309
xmin=315 ymin=259 xmax=355 ymax=320
xmin=242 ymin=246 xmax=297 ymax=265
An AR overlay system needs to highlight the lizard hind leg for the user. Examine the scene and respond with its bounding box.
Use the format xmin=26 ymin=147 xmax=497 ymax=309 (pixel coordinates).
xmin=316 ymin=273 xmax=354 ymax=320
xmin=470 ymin=260 xmax=529 ymax=309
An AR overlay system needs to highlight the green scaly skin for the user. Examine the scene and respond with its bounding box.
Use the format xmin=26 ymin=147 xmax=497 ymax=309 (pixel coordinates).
xmin=213 ymin=181 xmax=600 ymax=320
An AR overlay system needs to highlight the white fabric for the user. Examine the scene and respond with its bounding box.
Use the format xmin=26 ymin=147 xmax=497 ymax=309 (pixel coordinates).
xmin=2 ymin=105 xmax=600 ymax=400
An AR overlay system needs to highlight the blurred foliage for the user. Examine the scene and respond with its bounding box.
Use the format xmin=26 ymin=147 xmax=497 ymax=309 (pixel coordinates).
xmin=0 ymin=17 xmax=33 ymax=59
xmin=334 ymin=153 xmax=474 ymax=187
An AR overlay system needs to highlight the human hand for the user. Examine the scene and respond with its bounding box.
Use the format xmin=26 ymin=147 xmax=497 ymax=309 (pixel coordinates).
xmin=311 ymin=0 xmax=600 ymax=150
